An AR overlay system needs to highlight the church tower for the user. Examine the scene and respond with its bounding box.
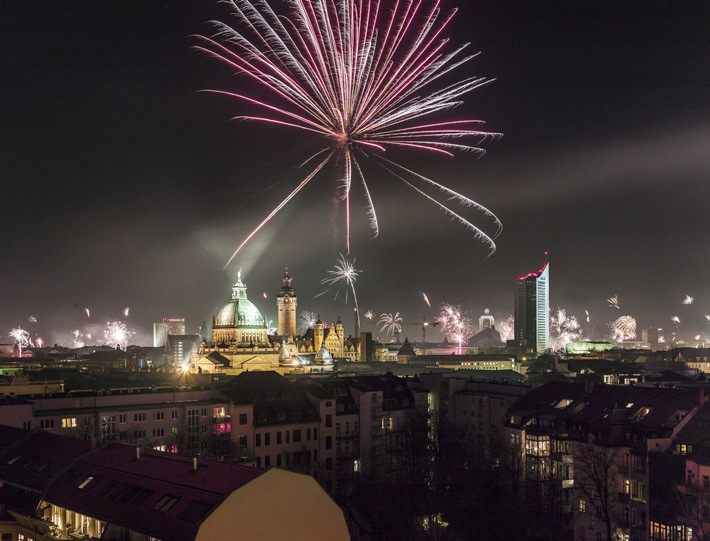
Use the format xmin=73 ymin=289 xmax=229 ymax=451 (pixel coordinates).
xmin=276 ymin=267 xmax=298 ymax=338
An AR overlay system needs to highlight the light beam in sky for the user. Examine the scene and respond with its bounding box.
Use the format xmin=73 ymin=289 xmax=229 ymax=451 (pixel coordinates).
xmin=195 ymin=0 xmax=502 ymax=266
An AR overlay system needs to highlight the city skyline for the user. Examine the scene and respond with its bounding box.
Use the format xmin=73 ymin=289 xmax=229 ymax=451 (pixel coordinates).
xmin=2 ymin=0 xmax=709 ymax=347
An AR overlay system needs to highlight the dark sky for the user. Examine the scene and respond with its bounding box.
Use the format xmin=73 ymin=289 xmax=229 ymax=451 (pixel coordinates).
xmin=2 ymin=0 xmax=709 ymax=347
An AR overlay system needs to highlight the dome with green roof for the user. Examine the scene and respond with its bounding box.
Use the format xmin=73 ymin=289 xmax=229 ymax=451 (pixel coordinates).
xmin=212 ymin=270 xmax=269 ymax=346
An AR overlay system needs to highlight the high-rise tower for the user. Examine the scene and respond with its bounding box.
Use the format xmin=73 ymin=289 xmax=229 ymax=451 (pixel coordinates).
xmin=276 ymin=267 xmax=297 ymax=338
xmin=514 ymin=261 xmax=549 ymax=353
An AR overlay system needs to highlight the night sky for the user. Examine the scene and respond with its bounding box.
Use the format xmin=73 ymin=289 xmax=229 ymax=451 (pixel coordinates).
xmin=2 ymin=0 xmax=709 ymax=347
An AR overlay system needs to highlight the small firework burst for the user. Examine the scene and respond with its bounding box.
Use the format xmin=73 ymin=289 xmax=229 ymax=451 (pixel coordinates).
xmin=298 ymin=311 xmax=319 ymax=335
xmin=607 ymin=295 xmax=620 ymax=310
xmin=378 ymin=313 xmax=403 ymax=336
xmin=364 ymin=310 xmax=374 ymax=320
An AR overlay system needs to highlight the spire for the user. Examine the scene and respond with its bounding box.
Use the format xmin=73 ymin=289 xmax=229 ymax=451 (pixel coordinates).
xmin=280 ymin=265 xmax=294 ymax=295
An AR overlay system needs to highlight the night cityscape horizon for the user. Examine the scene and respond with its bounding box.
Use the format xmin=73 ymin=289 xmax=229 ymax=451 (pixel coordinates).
xmin=2 ymin=2 xmax=710 ymax=540
xmin=3 ymin=0 xmax=709 ymax=352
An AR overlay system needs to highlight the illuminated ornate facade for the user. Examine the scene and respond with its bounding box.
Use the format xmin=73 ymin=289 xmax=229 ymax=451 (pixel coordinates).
xmin=211 ymin=270 xmax=270 ymax=347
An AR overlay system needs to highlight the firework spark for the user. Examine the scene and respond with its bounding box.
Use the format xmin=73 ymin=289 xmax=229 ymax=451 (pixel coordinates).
xmin=607 ymin=295 xmax=620 ymax=310
xmin=71 ymin=329 xmax=86 ymax=348
xmin=35 ymin=337 xmax=43 ymax=348
xmin=298 ymin=311 xmax=319 ymax=335
xmin=103 ymin=321 xmax=134 ymax=350
xmin=610 ymin=315 xmax=637 ymax=342
xmin=378 ymin=313 xmax=403 ymax=337
xmin=197 ymin=0 xmax=502 ymax=266
xmin=671 ymin=316 xmax=681 ymax=324
xmin=123 ymin=307 xmax=130 ymax=317
xmin=9 ymin=327 xmax=32 ymax=356
xmin=85 ymin=308 xmax=91 ymax=318
xmin=549 ymin=308 xmax=582 ymax=352
xmin=706 ymin=315 xmax=710 ymax=321
xmin=317 ymin=253 xmax=361 ymax=332
xmin=683 ymin=295 xmax=694 ymax=305
xmin=364 ymin=310 xmax=374 ymax=320
xmin=27 ymin=315 xmax=37 ymax=323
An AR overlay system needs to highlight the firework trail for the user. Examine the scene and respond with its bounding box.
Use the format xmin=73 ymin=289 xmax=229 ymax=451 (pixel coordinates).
xmin=610 ymin=315 xmax=636 ymax=342
xmin=416 ymin=289 xmax=432 ymax=308
xmin=607 ymin=295 xmax=620 ymax=310
xmin=85 ymin=308 xmax=91 ymax=318
xmin=196 ymin=0 xmax=502 ymax=266
xmin=706 ymin=315 xmax=710 ymax=322
xmin=103 ymin=321 xmax=134 ymax=350
xmin=436 ymin=303 xmax=472 ymax=353
xmin=35 ymin=337 xmax=43 ymax=348
xmin=498 ymin=314 xmax=514 ymax=343
xmin=316 ymin=253 xmax=361 ymax=333
xmin=298 ymin=310 xmax=319 ymax=335
xmin=379 ymin=313 xmax=403 ymax=338
xmin=364 ymin=310 xmax=374 ymax=320
xmin=123 ymin=307 xmax=130 ymax=317
xmin=683 ymin=295 xmax=694 ymax=305
xmin=549 ymin=308 xmax=582 ymax=352
xmin=9 ymin=327 xmax=32 ymax=356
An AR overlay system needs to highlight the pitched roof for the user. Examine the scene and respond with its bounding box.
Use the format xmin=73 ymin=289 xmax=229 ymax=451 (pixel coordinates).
xmin=0 ymin=427 xmax=264 ymax=541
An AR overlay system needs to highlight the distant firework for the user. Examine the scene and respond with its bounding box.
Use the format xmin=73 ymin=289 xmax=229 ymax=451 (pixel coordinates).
xmin=549 ymin=308 xmax=582 ymax=352
xmin=27 ymin=315 xmax=37 ymax=323
xmin=198 ymin=0 xmax=502 ymax=266
xmin=610 ymin=315 xmax=637 ymax=342
xmin=85 ymin=308 xmax=91 ymax=318
xmin=123 ymin=307 xmax=130 ymax=317
xmin=317 ymin=254 xmax=361 ymax=332
xmin=671 ymin=316 xmax=681 ymax=324
xmin=35 ymin=337 xmax=43 ymax=348
xmin=298 ymin=311 xmax=319 ymax=335
xmin=436 ymin=304 xmax=473 ymax=353
xmin=71 ymin=329 xmax=86 ymax=348
xmin=364 ymin=310 xmax=374 ymax=320
xmin=9 ymin=327 xmax=32 ymax=356
xmin=103 ymin=321 xmax=134 ymax=350
xmin=378 ymin=313 xmax=403 ymax=337
xmin=706 ymin=315 xmax=710 ymax=321
xmin=607 ymin=295 xmax=620 ymax=310
xmin=498 ymin=314 xmax=514 ymax=343
xmin=683 ymin=295 xmax=694 ymax=305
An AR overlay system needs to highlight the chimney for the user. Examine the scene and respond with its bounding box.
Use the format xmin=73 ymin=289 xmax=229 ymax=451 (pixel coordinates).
xmin=136 ymin=446 xmax=141 ymax=460
xmin=193 ymin=454 xmax=201 ymax=471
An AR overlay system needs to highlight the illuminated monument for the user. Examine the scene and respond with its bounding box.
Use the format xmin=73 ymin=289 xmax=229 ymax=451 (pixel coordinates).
xmin=514 ymin=261 xmax=550 ymax=353
xmin=276 ymin=267 xmax=297 ymax=339
xmin=190 ymin=269 xmax=356 ymax=374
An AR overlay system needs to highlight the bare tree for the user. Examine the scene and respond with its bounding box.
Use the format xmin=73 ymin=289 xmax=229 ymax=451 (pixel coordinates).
xmin=574 ymin=438 xmax=620 ymax=541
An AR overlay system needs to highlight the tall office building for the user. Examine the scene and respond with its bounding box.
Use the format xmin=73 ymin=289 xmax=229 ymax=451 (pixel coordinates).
xmin=153 ymin=317 xmax=186 ymax=348
xmin=514 ymin=262 xmax=549 ymax=353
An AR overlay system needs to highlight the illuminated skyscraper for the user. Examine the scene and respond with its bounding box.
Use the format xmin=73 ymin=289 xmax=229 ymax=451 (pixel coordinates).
xmin=514 ymin=262 xmax=549 ymax=353
xmin=153 ymin=317 xmax=186 ymax=348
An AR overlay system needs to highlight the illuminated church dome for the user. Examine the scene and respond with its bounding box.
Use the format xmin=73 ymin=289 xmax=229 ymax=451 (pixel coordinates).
xmin=212 ymin=270 xmax=269 ymax=346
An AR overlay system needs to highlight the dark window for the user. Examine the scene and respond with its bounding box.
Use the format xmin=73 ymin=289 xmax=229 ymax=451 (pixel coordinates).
xmin=277 ymin=454 xmax=282 ymax=467
xmin=265 ymin=432 xmax=271 ymax=446
xmin=326 ymin=436 xmax=332 ymax=450
xmin=293 ymin=429 xmax=301 ymax=443
xmin=239 ymin=434 xmax=247 ymax=447
xmin=277 ymin=431 xmax=282 ymax=444
xmin=307 ymin=428 xmax=311 ymax=441
xmin=314 ymin=428 xmax=318 ymax=440
xmin=256 ymin=433 xmax=261 ymax=447
xmin=326 ymin=457 xmax=333 ymax=470
xmin=265 ymin=455 xmax=271 ymax=468
xmin=239 ymin=413 xmax=247 ymax=425
xmin=326 ymin=415 xmax=332 ymax=428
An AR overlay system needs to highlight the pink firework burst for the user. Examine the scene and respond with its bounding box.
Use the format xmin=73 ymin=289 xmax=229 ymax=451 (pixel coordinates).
xmin=196 ymin=0 xmax=502 ymax=266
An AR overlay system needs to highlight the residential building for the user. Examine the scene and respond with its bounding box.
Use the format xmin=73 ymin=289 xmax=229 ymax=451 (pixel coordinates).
xmin=0 ymin=427 xmax=349 ymax=541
